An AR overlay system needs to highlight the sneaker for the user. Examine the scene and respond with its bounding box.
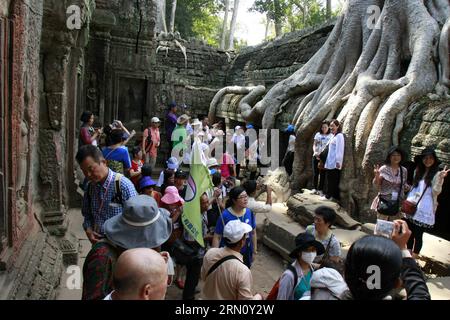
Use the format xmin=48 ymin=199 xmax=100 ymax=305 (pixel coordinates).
xmin=311 ymin=189 xmax=317 ymax=194
xmin=175 ymin=279 xmax=185 ymax=290
xmin=318 ymin=191 xmax=324 ymax=197
xmin=319 ymin=195 xmax=328 ymax=201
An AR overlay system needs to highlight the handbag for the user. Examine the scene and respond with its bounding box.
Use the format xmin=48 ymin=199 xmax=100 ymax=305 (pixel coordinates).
xmin=319 ymin=234 xmax=345 ymax=275
xmin=377 ymin=167 xmax=403 ymax=216
xmin=401 ymin=185 xmax=429 ymax=216
xmin=171 ymin=238 xmax=196 ymax=265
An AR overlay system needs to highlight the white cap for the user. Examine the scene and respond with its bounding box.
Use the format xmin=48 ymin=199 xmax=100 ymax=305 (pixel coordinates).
xmin=223 ymin=220 xmax=253 ymax=244
xmin=167 ymin=157 xmax=179 ymax=170
xmin=235 ymin=126 xmax=241 ymax=131
xmin=207 ymin=158 xmax=219 ymax=168
xmin=151 ymin=117 xmax=161 ymax=123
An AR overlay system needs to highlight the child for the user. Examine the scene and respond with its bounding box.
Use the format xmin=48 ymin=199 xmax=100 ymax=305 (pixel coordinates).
xmin=130 ymin=146 xmax=144 ymax=188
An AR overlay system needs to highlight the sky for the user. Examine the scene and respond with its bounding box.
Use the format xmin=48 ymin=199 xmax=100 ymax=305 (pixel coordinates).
xmin=231 ymin=0 xmax=343 ymax=46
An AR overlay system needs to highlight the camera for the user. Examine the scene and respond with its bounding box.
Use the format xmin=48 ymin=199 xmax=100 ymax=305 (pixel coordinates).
xmin=374 ymin=219 xmax=395 ymax=238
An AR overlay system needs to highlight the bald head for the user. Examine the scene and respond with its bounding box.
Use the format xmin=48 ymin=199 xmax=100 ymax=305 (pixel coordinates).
xmin=113 ymin=248 xmax=168 ymax=300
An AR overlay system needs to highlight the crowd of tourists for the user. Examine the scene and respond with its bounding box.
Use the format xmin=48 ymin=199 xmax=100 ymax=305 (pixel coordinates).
xmin=76 ymin=101 xmax=448 ymax=301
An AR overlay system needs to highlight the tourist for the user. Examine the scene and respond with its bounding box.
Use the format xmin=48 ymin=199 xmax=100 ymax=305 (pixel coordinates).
xmin=207 ymin=157 xmax=221 ymax=175
xmin=160 ymin=169 xmax=176 ymax=196
xmin=342 ymin=220 xmax=430 ymax=300
xmin=82 ymin=195 xmax=173 ymax=300
xmin=178 ymin=193 xmax=210 ymax=300
xmin=282 ymin=124 xmax=296 ymax=176
xmin=142 ymin=117 xmax=161 ymax=169
xmin=201 ymin=115 xmax=212 ymax=143
xmin=221 ymin=151 xmax=236 ymax=180
xmin=208 ymin=128 xmax=224 ymax=159
xmin=138 ymin=176 xmax=161 ymax=205
xmin=212 ymin=186 xmax=257 ymax=268
xmin=172 ymin=114 xmax=190 ymax=162
xmin=310 ymin=266 xmax=348 ymax=300
xmin=201 ymin=220 xmax=263 ymax=300
xmin=104 ymin=248 xmax=168 ymax=300
xmin=129 ymin=146 xmax=143 ymax=189
xmin=312 ymin=121 xmax=332 ymax=195
xmin=242 ymin=180 xmax=272 ymax=215
xmin=403 ymin=147 xmax=448 ymax=258
xmin=157 ymin=156 xmax=179 ymax=188
xmin=174 ymin=170 xmax=188 ymax=199
xmin=160 ymin=186 xmax=186 ymax=289
xmin=76 ymin=145 xmax=137 ymax=244
xmin=102 ymin=129 xmax=132 ymax=175
xmin=277 ymin=233 xmax=325 ymax=300
xmin=322 ymin=119 xmax=345 ymax=201
xmin=232 ymin=126 xmax=246 ymax=178
xmin=305 ymin=206 xmax=341 ymax=265
xmin=371 ymin=146 xmax=410 ymax=220
xmin=165 ymin=102 xmax=178 ymax=157
xmin=79 ymin=111 xmax=101 ymax=148
xmin=247 ymin=131 xmax=266 ymax=180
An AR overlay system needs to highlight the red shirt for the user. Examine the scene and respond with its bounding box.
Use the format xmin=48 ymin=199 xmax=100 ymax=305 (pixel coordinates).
xmin=130 ymin=160 xmax=143 ymax=187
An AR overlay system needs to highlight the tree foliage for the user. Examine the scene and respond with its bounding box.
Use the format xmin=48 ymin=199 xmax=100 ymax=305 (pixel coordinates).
xmin=250 ymin=0 xmax=342 ymax=38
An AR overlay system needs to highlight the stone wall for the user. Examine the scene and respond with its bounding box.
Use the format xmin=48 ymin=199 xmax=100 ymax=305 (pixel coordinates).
xmin=226 ymin=21 xmax=334 ymax=88
xmin=0 ymin=0 xmax=65 ymax=300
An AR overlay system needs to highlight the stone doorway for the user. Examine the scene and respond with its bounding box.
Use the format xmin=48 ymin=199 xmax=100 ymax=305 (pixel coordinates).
xmin=115 ymin=76 xmax=150 ymax=134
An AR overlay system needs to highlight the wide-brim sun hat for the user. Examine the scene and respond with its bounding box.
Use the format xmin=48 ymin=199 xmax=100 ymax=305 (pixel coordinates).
xmin=207 ymin=158 xmax=219 ymax=168
xmin=191 ymin=118 xmax=202 ymax=127
xmin=177 ymin=114 xmax=190 ymax=125
xmin=161 ymin=186 xmax=185 ymax=205
xmin=414 ymin=147 xmax=441 ymax=166
xmin=104 ymin=195 xmax=172 ymax=249
xmin=139 ymin=176 xmax=157 ymax=191
xmin=167 ymin=157 xmax=179 ymax=170
xmin=289 ymin=232 xmax=326 ymax=259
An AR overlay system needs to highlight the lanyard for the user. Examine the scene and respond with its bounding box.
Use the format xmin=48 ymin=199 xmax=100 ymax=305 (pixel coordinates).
xmin=96 ymin=174 xmax=114 ymax=215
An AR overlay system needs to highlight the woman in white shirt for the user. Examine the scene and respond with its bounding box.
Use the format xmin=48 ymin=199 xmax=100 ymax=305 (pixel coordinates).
xmin=322 ymin=119 xmax=345 ymax=202
xmin=404 ymin=148 xmax=449 ymax=258
xmin=312 ymin=121 xmax=332 ymax=195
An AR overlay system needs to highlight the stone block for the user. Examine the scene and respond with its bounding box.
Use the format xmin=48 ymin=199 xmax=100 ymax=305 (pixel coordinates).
xmin=287 ymin=191 xmax=361 ymax=229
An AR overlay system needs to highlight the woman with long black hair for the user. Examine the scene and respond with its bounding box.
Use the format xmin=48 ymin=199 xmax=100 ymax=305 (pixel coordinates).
xmin=312 ymin=120 xmax=332 ymax=195
xmin=79 ymin=111 xmax=101 ymax=148
xmin=322 ymin=119 xmax=345 ymax=201
xmin=403 ymin=147 xmax=449 ymax=258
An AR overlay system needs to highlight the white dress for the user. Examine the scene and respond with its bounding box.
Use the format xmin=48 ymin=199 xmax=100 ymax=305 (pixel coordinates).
xmin=405 ymin=180 xmax=435 ymax=227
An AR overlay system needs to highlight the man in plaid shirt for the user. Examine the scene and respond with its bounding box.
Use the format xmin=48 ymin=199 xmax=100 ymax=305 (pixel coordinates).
xmin=76 ymin=145 xmax=137 ymax=244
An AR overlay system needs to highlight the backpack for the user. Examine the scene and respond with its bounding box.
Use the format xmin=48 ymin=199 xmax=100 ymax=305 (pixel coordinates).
xmin=266 ymin=265 xmax=298 ymax=300
xmin=104 ymin=147 xmax=124 ymax=174
xmin=86 ymin=174 xmax=124 ymax=227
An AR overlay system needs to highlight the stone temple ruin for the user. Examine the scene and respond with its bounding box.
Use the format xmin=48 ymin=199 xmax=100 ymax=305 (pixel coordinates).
xmin=0 ymin=0 xmax=449 ymax=299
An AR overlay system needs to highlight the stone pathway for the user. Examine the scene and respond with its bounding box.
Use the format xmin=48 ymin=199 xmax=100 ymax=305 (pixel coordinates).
xmin=56 ymin=201 xmax=450 ymax=300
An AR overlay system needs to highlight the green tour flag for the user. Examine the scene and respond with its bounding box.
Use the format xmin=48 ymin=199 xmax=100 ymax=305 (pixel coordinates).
xmin=182 ymin=138 xmax=213 ymax=247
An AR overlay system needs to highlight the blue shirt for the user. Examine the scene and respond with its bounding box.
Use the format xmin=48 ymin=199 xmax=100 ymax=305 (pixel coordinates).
xmin=81 ymin=169 xmax=137 ymax=235
xmin=102 ymin=146 xmax=132 ymax=173
xmin=214 ymin=208 xmax=256 ymax=265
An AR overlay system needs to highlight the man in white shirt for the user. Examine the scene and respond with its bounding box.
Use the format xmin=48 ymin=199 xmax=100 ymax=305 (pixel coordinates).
xmin=243 ymin=180 xmax=272 ymax=216
xmin=201 ymin=220 xmax=263 ymax=300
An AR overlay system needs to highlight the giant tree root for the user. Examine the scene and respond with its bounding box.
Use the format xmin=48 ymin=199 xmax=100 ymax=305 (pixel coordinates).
xmin=247 ymin=0 xmax=450 ymax=218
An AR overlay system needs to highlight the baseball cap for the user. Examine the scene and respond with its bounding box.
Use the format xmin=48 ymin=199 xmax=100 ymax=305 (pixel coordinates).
xmin=223 ymin=220 xmax=253 ymax=244
xmin=151 ymin=117 xmax=161 ymax=123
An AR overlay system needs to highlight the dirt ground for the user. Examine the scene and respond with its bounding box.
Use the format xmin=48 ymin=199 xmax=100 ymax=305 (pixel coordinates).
xmin=165 ymin=243 xmax=286 ymax=300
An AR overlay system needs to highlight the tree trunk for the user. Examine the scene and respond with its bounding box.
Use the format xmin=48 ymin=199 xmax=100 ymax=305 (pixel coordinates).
xmin=169 ymin=0 xmax=177 ymax=33
xmin=274 ymin=0 xmax=283 ymax=37
xmin=246 ymin=0 xmax=450 ymax=219
xmin=326 ymin=0 xmax=332 ymax=19
xmin=221 ymin=0 xmax=230 ymax=49
xmin=161 ymin=0 xmax=168 ymax=33
xmin=265 ymin=15 xmax=270 ymax=40
xmin=227 ymin=0 xmax=240 ymax=50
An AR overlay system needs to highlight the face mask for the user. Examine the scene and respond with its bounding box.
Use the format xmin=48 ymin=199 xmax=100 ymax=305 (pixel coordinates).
xmin=210 ymin=169 xmax=217 ymax=175
xmin=301 ymin=251 xmax=317 ymax=264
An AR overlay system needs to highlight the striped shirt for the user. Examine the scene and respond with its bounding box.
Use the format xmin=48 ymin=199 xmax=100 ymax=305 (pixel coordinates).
xmin=81 ymin=169 xmax=137 ymax=234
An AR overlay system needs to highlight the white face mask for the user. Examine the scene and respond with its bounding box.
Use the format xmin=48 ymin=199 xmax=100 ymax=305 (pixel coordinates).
xmin=301 ymin=251 xmax=317 ymax=264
